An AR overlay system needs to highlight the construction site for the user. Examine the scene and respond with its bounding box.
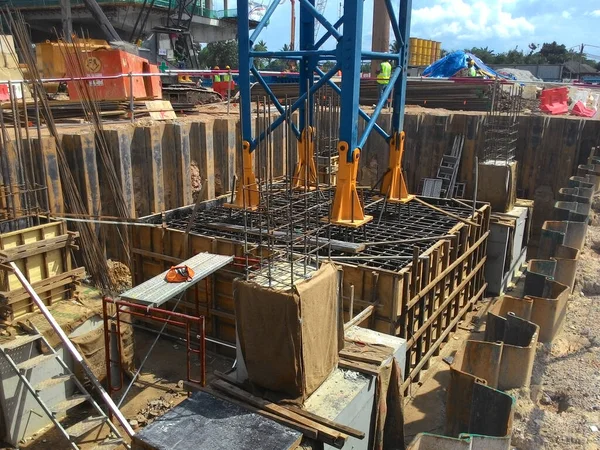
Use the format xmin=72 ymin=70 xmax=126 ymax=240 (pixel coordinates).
xmin=0 ymin=0 xmax=599 ymax=449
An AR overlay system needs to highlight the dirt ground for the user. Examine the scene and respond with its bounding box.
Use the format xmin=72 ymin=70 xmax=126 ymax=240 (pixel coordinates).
xmin=404 ymin=196 xmax=600 ymax=449
xmin=510 ymin=199 xmax=600 ymax=450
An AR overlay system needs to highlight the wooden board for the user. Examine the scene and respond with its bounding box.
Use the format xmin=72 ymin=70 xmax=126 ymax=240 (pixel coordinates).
xmin=0 ymin=219 xmax=82 ymax=318
xmin=144 ymin=100 xmax=176 ymax=120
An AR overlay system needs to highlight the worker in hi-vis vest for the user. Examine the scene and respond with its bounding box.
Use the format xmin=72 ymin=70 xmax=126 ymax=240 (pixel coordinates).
xmin=468 ymin=59 xmax=477 ymax=77
xmin=213 ymin=66 xmax=221 ymax=83
xmin=223 ymin=65 xmax=231 ymax=82
xmin=377 ymin=60 xmax=392 ymax=101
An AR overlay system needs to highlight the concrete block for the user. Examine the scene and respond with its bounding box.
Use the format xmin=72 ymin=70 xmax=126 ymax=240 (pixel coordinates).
xmin=476 ymin=161 xmax=517 ymax=213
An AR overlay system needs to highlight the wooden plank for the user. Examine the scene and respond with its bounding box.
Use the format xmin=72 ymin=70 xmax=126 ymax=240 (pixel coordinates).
xmin=344 ymin=304 xmax=374 ymax=330
xmin=145 ymin=100 xmax=177 ymax=120
xmin=285 ymin=406 xmax=365 ymax=440
xmin=338 ymin=359 xmax=380 ymax=377
xmin=211 ymin=380 xmax=347 ymax=449
xmin=339 ymin=349 xmax=384 ymax=366
xmin=0 ymin=267 xmax=85 ymax=304
xmin=211 ymin=369 xmax=363 ymax=439
xmin=0 ymin=233 xmax=78 ymax=263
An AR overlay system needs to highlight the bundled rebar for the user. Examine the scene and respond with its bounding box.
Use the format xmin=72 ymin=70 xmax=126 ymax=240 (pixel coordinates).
xmin=4 ymin=9 xmax=115 ymax=291
xmin=482 ymin=79 xmax=523 ymax=164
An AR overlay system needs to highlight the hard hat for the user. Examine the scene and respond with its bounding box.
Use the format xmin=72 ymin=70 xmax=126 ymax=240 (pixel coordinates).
xmin=165 ymin=265 xmax=195 ymax=282
xmin=469 ymin=60 xmax=475 ymax=66
xmin=225 ymin=65 xmax=231 ymax=70
xmin=214 ymin=66 xmax=220 ymax=70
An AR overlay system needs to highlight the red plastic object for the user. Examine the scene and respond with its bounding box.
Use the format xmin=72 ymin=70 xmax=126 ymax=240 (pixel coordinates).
xmin=0 ymin=84 xmax=9 ymax=101
xmin=539 ymin=87 xmax=569 ymax=115
xmin=67 ymin=48 xmax=162 ymax=101
xmin=571 ymin=100 xmax=597 ymax=118
xmin=212 ymin=80 xmax=236 ymax=98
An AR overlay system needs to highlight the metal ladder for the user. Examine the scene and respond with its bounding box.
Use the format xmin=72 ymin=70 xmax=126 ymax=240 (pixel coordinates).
xmin=0 ymin=329 xmax=126 ymax=450
xmin=435 ymin=134 xmax=465 ymax=198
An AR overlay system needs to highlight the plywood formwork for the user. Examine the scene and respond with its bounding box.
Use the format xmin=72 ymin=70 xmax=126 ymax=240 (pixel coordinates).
xmin=0 ymin=217 xmax=83 ymax=320
xmin=131 ymin=197 xmax=490 ymax=387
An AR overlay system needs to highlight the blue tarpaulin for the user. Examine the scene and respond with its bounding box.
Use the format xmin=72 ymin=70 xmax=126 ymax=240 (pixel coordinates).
xmin=422 ymin=50 xmax=508 ymax=79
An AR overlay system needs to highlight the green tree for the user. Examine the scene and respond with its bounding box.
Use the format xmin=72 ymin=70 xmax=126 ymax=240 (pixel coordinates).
xmin=538 ymin=41 xmax=570 ymax=64
xmin=198 ymin=40 xmax=239 ymax=69
xmin=465 ymin=46 xmax=495 ymax=63
xmin=253 ymin=39 xmax=269 ymax=70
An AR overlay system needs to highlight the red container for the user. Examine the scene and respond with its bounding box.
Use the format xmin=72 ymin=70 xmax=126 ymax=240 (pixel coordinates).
xmin=67 ymin=48 xmax=161 ymax=101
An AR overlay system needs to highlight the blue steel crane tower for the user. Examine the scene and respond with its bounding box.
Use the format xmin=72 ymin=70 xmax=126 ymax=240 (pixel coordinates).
xmin=231 ymin=0 xmax=412 ymax=226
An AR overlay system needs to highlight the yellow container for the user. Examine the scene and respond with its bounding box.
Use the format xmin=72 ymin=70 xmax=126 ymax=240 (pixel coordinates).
xmin=431 ymin=41 xmax=439 ymax=63
xmin=409 ymin=37 xmax=418 ymax=65
xmin=425 ymin=40 xmax=432 ymax=64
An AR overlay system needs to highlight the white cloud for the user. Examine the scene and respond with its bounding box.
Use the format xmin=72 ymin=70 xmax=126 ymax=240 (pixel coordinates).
xmin=561 ymin=11 xmax=571 ymax=19
xmin=412 ymin=0 xmax=535 ymax=41
xmin=590 ymin=10 xmax=600 ymax=17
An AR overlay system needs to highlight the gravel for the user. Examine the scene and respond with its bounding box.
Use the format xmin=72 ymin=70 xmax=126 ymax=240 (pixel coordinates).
xmin=511 ymin=195 xmax=600 ymax=450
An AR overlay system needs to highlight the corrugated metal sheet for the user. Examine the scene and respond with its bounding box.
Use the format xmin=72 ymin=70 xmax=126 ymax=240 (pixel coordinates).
xmin=121 ymin=252 xmax=233 ymax=307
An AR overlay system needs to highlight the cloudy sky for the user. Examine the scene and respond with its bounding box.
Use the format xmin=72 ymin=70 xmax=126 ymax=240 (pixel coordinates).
xmin=255 ymin=0 xmax=600 ymax=59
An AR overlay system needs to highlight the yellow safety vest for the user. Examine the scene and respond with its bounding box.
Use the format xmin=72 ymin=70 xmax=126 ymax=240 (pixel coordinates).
xmin=223 ymin=73 xmax=231 ymax=82
xmin=377 ymin=62 xmax=391 ymax=85
xmin=213 ymin=74 xmax=221 ymax=82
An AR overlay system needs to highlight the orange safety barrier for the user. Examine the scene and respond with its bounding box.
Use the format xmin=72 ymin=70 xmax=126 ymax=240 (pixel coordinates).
xmin=0 ymin=85 xmax=9 ymax=101
xmin=539 ymin=87 xmax=569 ymax=115
xmin=571 ymin=100 xmax=597 ymax=118
xmin=67 ymin=48 xmax=162 ymax=101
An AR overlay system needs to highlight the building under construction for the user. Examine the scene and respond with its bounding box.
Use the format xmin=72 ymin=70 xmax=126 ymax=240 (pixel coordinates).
xmin=0 ymin=0 xmax=598 ymax=449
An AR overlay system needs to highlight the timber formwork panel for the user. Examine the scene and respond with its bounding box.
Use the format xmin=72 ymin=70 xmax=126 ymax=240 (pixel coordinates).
xmin=0 ymin=217 xmax=82 ymax=320
xmin=131 ymin=196 xmax=490 ymax=382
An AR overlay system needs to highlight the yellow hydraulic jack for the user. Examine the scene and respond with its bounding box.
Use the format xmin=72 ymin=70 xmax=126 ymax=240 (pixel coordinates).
xmin=224 ymin=141 xmax=260 ymax=210
xmin=292 ymin=126 xmax=318 ymax=188
xmin=328 ymin=142 xmax=373 ymax=227
xmin=177 ymin=75 xmax=194 ymax=83
xmin=380 ymin=131 xmax=414 ymax=203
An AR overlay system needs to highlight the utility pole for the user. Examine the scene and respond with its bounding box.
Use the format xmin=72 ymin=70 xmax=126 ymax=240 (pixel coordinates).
xmin=579 ymin=43 xmax=584 ymax=81
xmin=60 ymin=0 xmax=73 ymax=42
xmin=290 ymin=0 xmax=296 ymax=50
xmin=370 ymin=0 xmax=390 ymax=77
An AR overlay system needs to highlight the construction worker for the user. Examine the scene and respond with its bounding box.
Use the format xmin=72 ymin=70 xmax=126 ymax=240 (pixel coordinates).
xmin=377 ymin=60 xmax=392 ymax=101
xmin=213 ymin=66 xmax=221 ymax=83
xmin=468 ymin=59 xmax=477 ymax=77
xmin=223 ymin=65 xmax=231 ymax=82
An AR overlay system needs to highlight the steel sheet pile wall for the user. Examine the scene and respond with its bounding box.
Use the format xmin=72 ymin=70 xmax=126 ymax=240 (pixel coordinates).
xmin=408 ymin=149 xmax=599 ymax=449
xmin=1 ymin=114 xmax=598 ymax=263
